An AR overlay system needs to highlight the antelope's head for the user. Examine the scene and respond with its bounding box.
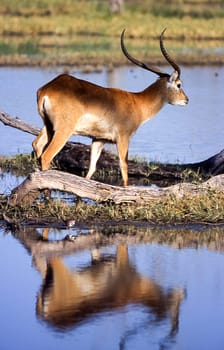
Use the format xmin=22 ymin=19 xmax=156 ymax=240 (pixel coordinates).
xmin=121 ymin=28 xmax=189 ymax=106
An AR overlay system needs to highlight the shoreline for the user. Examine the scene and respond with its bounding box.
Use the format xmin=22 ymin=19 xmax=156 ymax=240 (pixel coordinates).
xmin=0 ymin=53 xmax=224 ymax=70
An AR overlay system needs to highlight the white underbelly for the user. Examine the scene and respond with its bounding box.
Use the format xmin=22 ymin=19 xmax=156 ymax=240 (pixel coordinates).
xmin=74 ymin=113 xmax=117 ymax=141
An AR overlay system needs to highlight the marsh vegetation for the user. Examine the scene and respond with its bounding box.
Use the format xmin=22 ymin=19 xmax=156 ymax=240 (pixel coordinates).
xmin=0 ymin=0 xmax=223 ymax=66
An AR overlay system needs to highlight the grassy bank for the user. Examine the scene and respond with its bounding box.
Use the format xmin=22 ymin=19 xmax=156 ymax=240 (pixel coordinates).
xmin=0 ymin=0 xmax=223 ymax=66
xmin=1 ymin=154 xmax=224 ymax=225
xmin=1 ymin=187 xmax=224 ymax=225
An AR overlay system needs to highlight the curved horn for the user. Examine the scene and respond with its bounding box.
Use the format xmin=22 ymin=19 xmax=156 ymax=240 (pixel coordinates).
xmin=121 ymin=29 xmax=169 ymax=78
xmin=160 ymin=28 xmax=181 ymax=78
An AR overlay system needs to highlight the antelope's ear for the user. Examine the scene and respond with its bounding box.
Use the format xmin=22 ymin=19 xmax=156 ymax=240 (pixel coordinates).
xmin=169 ymin=71 xmax=179 ymax=83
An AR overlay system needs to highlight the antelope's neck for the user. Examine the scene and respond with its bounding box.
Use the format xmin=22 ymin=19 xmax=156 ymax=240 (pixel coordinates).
xmin=136 ymin=78 xmax=167 ymax=124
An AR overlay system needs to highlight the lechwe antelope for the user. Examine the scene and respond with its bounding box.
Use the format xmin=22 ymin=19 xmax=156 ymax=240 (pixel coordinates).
xmin=32 ymin=28 xmax=188 ymax=186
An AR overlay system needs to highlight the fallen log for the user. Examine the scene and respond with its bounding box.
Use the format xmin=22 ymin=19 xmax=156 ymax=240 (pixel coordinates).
xmin=8 ymin=169 xmax=224 ymax=206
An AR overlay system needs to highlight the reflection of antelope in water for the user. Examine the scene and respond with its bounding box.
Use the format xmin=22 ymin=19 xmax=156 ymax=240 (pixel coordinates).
xmin=36 ymin=241 xmax=184 ymax=333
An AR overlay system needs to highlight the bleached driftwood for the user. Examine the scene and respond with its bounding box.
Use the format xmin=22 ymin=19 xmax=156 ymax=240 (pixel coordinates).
xmin=8 ymin=169 xmax=224 ymax=205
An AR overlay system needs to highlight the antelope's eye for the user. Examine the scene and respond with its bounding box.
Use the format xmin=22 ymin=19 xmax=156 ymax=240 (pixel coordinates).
xmin=177 ymin=83 xmax=182 ymax=89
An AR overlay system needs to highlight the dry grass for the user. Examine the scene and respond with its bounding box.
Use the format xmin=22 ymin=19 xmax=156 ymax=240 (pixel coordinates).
xmin=1 ymin=187 xmax=224 ymax=225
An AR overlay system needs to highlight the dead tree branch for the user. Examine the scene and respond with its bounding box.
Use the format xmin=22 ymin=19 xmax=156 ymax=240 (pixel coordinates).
xmin=8 ymin=169 xmax=224 ymax=206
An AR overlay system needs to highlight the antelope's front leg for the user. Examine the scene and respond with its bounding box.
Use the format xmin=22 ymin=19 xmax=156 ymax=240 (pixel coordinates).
xmin=32 ymin=126 xmax=48 ymax=159
xmin=86 ymin=140 xmax=105 ymax=180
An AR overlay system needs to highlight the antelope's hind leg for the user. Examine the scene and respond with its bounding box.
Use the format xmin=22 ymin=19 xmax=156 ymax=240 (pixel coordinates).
xmin=40 ymin=128 xmax=73 ymax=170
